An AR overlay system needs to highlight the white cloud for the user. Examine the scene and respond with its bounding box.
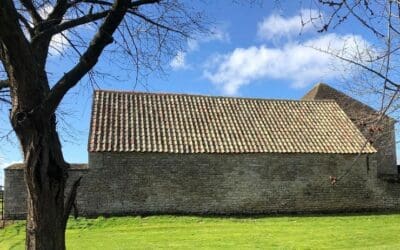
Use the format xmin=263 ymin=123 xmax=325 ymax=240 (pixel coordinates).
xmin=49 ymin=32 xmax=70 ymax=56
xmin=204 ymin=33 xmax=371 ymax=95
xmin=257 ymin=9 xmax=321 ymax=41
xmin=170 ymin=51 xmax=188 ymax=70
xmin=187 ymin=39 xmax=200 ymax=51
xmin=170 ymin=26 xmax=230 ymax=71
xmin=188 ymin=26 xmax=230 ymax=52
xmin=207 ymin=26 xmax=231 ymax=43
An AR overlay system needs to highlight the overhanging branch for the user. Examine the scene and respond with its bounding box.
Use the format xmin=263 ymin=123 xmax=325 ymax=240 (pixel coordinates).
xmin=19 ymin=0 xmax=43 ymax=25
xmin=343 ymin=1 xmax=385 ymax=38
xmin=47 ymin=0 xmax=68 ymax=22
xmin=0 ymin=97 xmax=11 ymax=104
xmin=313 ymin=47 xmax=400 ymax=89
xmin=68 ymin=0 xmax=160 ymax=8
xmin=0 ymin=79 xmax=9 ymax=90
xmin=17 ymin=13 xmax=34 ymax=37
xmin=35 ymin=0 xmax=161 ymax=41
xmin=33 ymin=10 xmax=110 ymax=42
xmin=0 ymin=0 xmax=34 ymax=84
xmin=43 ymin=0 xmax=131 ymax=117
xmin=131 ymin=11 xmax=188 ymax=37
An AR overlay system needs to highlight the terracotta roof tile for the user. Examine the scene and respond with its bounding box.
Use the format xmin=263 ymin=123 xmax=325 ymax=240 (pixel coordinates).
xmin=89 ymin=90 xmax=376 ymax=154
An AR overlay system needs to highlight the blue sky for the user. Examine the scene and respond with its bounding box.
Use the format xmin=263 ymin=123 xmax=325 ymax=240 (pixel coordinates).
xmin=0 ymin=1 xmax=390 ymax=184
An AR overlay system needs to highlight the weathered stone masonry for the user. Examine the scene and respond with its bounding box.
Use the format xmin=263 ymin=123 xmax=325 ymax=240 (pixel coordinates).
xmin=4 ymin=84 xmax=400 ymax=219
xmin=4 ymin=164 xmax=88 ymax=219
xmin=5 ymin=152 xmax=400 ymax=219
xmin=85 ymin=152 xmax=400 ymax=215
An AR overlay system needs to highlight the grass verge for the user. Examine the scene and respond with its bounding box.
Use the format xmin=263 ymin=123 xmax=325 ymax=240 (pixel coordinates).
xmin=1 ymin=214 xmax=400 ymax=249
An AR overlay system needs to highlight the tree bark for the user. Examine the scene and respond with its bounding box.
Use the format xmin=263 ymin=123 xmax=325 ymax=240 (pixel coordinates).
xmin=6 ymin=66 xmax=75 ymax=249
xmin=11 ymin=106 xmax=70 ymax=250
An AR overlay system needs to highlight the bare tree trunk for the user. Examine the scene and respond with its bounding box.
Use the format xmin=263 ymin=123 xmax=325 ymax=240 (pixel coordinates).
xmin=7 ymin=72 xmax=75 ymax=249
xmin=26 ymin=190 xmax=66 ymax=249
xmin=25 ymin=128 xmax=67 ymax=249
xmin=12 ymin=111 xmax=70 ymax=250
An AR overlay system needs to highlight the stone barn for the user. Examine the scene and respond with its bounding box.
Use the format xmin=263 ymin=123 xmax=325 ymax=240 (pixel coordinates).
xmin=4 ymin=83 xmax=400 ymax=219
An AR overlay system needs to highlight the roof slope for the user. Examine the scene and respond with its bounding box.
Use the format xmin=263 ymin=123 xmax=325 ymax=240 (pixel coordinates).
xmin=89 ymin=90 xmax=376 ymax=154
xmin=302 ymin=83 xmax=390 ymax=121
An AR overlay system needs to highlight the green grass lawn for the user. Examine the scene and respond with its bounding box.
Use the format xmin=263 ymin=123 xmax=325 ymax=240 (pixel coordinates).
xmin=1 ymin=214 xmax=400 ymax=249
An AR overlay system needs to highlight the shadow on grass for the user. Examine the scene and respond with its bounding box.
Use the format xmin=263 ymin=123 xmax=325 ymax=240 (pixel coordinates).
xmin=84 ymin=209 xmax=400 ymax=220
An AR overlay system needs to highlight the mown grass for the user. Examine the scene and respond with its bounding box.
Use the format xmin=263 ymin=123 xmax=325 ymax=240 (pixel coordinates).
xmin=1 ymin=214 xmax=400 ymax=249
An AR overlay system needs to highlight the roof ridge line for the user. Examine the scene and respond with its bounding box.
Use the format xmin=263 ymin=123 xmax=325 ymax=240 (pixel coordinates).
xmin=94 ymin=89 xmax=338 ymax=103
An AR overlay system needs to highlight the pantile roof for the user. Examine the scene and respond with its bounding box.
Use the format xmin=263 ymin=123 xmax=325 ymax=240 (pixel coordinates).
xmin=302 ymin=83 xmax=392 ymax=121
xmin=89 ymin=90 xmax=376 ymax=154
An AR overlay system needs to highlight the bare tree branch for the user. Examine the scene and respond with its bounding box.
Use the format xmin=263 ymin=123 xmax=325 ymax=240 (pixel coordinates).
xmin=43 ymin=0 xmax=131 ymax=116
xmin=63 ymin=176 xmax=82 ymax=223
xmin=0 ymin=0 xmax=35 ymax=91
xmin=69 ymin=0 xmax=113 ymax=6
xmin=130 ymin=11 xmax=189 ymax=37
xmin=342 ymin=1 xmax=385 ymax=38
xmin=311 ymin=44 xmax=400 ymax=89
xmin=35 ymin=0 xmax=161 ymax=41
xmin=61 ymin=32 xmax=82 ymax=56
xmin=0 ymin=97 xmax=11 ymax=104
xmin=17 ymin=13 xmax=35 ymax=37
xmin=19 ymin=0 xmax=43 ymax=25
xmin=0 ymin=79 xmax=9 ymax=90
xmin=33 ymin=10 xmax=110 ymax=42
xmin=379 ymin=0 xmax=393 ymax=112
xmin=47 ymin=0 xmax=69 ymax=22
xmin=69 ymin=0 xmax=159 ymax=8
xmin=318 ymin=0 xmax=385 ymax=37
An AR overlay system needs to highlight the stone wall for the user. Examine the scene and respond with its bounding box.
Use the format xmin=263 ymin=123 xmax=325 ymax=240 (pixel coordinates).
xmin=302 ymin=83 xmax=398 ymax=175
xmin=5 ymin=152 xmax=400 ymax=219
xmin=342 ymin=107 xmax=397 ymax=176
xmin=4 ymin=164 xmax=88 ymax=219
